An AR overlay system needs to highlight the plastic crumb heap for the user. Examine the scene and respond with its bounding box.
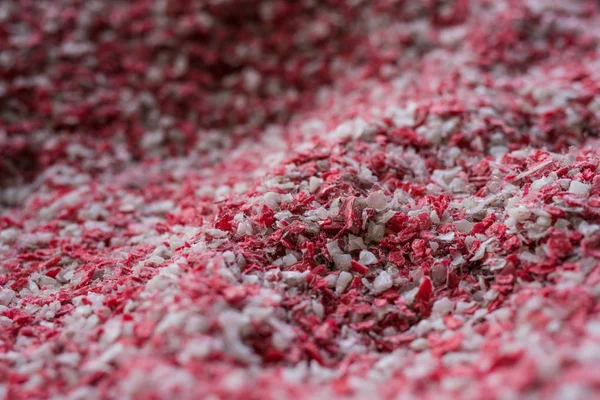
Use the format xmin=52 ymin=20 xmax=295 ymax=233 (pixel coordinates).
xmin=1 ymin=0 xmax=600 ymax=399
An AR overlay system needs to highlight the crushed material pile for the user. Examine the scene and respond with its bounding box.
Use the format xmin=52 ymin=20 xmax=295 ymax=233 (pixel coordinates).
xmin=1 ymin=0 xmax=600 ymax=398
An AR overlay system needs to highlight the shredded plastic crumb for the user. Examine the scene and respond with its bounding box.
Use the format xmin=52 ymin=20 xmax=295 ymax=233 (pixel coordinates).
xmin=1 ymin=1 xmax=600 ymax=399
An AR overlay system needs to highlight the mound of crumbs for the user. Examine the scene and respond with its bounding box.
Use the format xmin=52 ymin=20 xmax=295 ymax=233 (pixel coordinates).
xmin=2 ymin=0 xmax=600 ymax=399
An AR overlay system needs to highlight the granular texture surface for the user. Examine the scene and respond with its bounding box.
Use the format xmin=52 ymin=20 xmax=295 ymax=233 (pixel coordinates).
xmin=2 ymin=1 xmax=600 ymax=399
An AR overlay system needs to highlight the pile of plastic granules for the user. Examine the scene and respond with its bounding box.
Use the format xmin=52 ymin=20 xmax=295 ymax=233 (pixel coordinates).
xmin=1 ymin=1 xmax=600 ymax=399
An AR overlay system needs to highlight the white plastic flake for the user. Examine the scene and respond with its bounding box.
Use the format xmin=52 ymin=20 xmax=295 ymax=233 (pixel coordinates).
xmin=309 ymin=177 xmax=323 ymax=193
xmin=367 ymin=222 xmax=385 ymax=243
xmin=348 ymin=234 xmax=366 ymax=251
xmin=438 ymin=232 xmax=455 ymax=242
xmin=264 ymin=192 xmax=282 ymax=210
xmin=454 ymin=220 xmax=473 ymax=234
xmin=373 ymin=271 xmax=393 ymax=294
xmin=0 ymin=289 xmax=15 ymax=306
xmin=282 ymin=254 xmax=298 ymax=267
xmin=432 ymin=297 xmax=454 ymax=316
xmin=359 ymin=250 xmax=378 ymax=265
xmin=367 ymin=190 xmax=388 ymax=211
xmin=336 ymin=271 xmax=353 ymax=294
xmin=568 ymin=180 xmax=591 ymax=196
xmin=333 ymin=254 xmax=352 ymax=269
xmin=282 ymin=271 xmax=308 ymax=286
xmin=327 ymin=241 xmax=352 ymax=269
xmin=326 ymin=240 xmax=342 ymax=256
